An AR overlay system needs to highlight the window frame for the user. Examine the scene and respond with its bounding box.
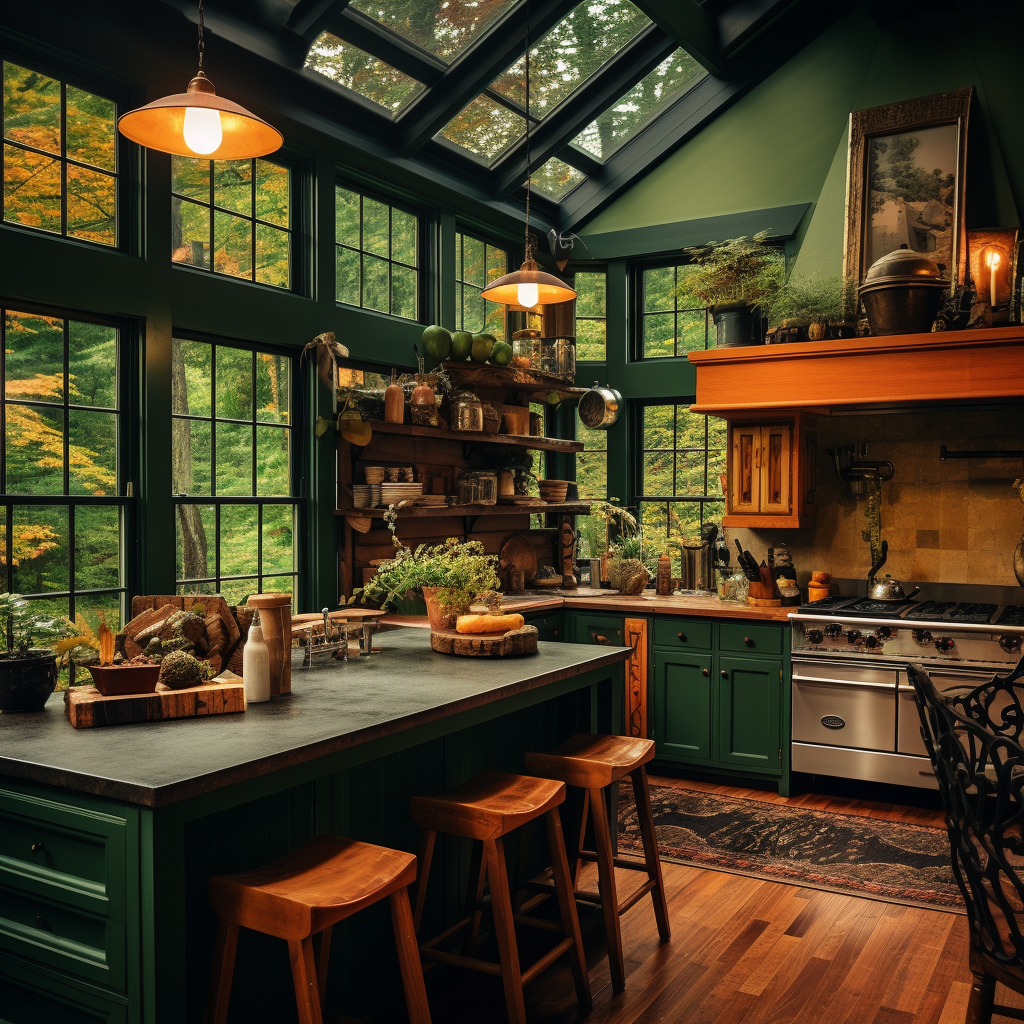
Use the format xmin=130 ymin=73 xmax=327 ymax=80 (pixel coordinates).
xmin=633 ymin=259 xmax=712 ymax=362
xmin=334 ymin=179 xmax=424 ymax=322
xmin=572 ymin=267 xmax=608 ymax=363
xmin=454 ymin=226 xmax=511 ymax=343
xmin=171 ymin=333 xmax=305 ymax=605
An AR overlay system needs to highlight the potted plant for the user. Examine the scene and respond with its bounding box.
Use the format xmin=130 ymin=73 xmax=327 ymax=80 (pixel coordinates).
xmin=55 ymin=615 xmax=164 ymax=696
xmin=681 ymin=231 xmax=784 ymax=347
xmin=763 ymin=275 xmax=856 ymax=340
xmin=357 ymin=537 xmax=501 ymax=630
xmin=0 ymin=594 xmax=73 ymax=712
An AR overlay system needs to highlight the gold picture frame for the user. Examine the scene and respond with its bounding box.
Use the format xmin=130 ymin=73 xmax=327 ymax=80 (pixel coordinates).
xmin=844 ymin=88 xmax=972 ymax=295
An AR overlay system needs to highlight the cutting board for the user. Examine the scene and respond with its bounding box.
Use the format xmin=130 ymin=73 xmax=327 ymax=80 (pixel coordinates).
xmin=430 ymin=625 xmax=538 ymax=657
xmin=66 ymin=673 xmax=246 ymax=728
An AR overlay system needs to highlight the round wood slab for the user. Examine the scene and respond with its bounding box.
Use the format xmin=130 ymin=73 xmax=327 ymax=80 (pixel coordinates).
xmin=430 ymin=625 xmax=539 ymax=658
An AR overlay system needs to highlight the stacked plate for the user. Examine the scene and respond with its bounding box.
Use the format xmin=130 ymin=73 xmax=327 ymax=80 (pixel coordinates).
xmin=416 ymin=494 xmax=449 ymax=507
xmin=369 ymin=483 xmax=381 ymax=507
xmin=381 ymin=482 xmax=423 ymax=505
xmin=352 ymin=484 xmax=372 ymax=508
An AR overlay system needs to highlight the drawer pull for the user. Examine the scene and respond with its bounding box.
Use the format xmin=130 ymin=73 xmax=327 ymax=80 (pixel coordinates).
xmin=744 ymin=636 xmax=754 ymax=647
xmin=702 ymin=668 xmax=709 ymax=677
xmin=35 ymin=914 xmax=49 ymax=931
xmin=552 ymin=630 xmax=559 ymax=639
xmin=594 ymin=634 xmax=608 ymax=644
xmin=721 ymin=670 xmax=728 ymax=678
xmin=677 ymin=632 xmax=686 ymax=641
xmin=30 ymin=842 xmax=44 ymax=854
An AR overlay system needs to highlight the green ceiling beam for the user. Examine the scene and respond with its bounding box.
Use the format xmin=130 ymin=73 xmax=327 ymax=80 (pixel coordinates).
xmin=631 ymin=0 xmax=724 ymax=76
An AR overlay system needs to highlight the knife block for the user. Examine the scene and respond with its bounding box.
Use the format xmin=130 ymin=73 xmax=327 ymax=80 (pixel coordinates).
xmin=747 ymin=566 xmax=781 ymax=606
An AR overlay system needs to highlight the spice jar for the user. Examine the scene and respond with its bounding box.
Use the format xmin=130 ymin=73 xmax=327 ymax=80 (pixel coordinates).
xmin=451 ymin=390 xmax=483 ymax=432
xmin=511 ymin=329 xmax=541 ymax=368
xmin=457 ymin=470 xmax=497 ymax=505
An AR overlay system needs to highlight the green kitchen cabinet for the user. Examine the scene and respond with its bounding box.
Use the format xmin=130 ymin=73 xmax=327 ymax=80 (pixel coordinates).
xmin=523 ymin=611 xmax=563 ymax=642
xmin=566 ymin=612 xmax=624 ymax=647
xmin=654 ymin=652 xmax=713 ymax=764
xmin=716 ymin=656 xmax=782 ymax=772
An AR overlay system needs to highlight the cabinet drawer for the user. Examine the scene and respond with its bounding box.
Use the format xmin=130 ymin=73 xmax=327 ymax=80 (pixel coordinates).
xmin=653 ymin=618 xmax=712 ymax=651
xmin=573 ymin=614 xmax=624 ymax=647
xmin=718 ymin=622 xmax=782 ymax=656
xmin=525 ymin=613 xmax=562 ymax=642
xmin=0 ymin=955 xmax=128 ymax=1023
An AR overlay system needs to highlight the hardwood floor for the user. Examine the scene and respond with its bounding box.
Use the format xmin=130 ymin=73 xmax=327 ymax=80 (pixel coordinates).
xmin=386 ymin=777 xmax=1021 ymax=1024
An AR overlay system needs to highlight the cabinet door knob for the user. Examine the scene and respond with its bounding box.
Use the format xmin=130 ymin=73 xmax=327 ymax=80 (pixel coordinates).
xmin=30 ymin=842 xmax=44 ymax=854
xmin=677 ymin=632 xmax=686 ymax=641
xmin=552 ymin=630 xmax=559 ymax=639
xmin=702 ymin=668 xmax=709 ymax=677
xmin=594 ymin=634 xmax=607 ymax=644
xmin=35 ymin=914 xmax=48 ymax=930
xmin=744 ymin=636 xmax=754 ymax=647
xmin=721 ymin=670 xmax=728 ymax=678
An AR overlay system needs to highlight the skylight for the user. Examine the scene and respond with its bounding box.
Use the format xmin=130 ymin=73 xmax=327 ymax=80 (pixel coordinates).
xmin=571 ymin=49 xmax=705 ymax=159
xmin=438 ymin=95 xmax=525 ymax=161
xmin=348 ymin=0 xmax=518 ymax=63
xmin=489 ymin=0 xmax=650 ymax=118
xmin=530 ymin=157 xmax=585 ymax=199
xmin=305 ymin=32 xmax=425 ymax=115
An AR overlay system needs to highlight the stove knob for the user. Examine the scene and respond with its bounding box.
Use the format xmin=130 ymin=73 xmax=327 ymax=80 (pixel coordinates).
xmin=999 ymin=634 xmax=1022 ymax=654
xmin=846 ymin=629 xmax=862 ymax=644
xmin=864 ymin=635 xmax=880 ymax=649
xmin=934 ymin=636 xmax=956 ymax=653
xmin=914 ymin=629 xmax=933 ymax=645
xmin=805 ymin=628 xmax=824 ymax=645
xmin=877 ymin=626 xmax=895 ymax=640
xmin=824 ymin=623 xmax=843 ymax=639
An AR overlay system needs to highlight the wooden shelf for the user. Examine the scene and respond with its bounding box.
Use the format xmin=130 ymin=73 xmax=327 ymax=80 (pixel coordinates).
xmin=687 ymin=326 xmax=1024 ymax=414
xmin=335 ymin=501 xmax=591 ymax=519
xmin=441 ymin=360 xmax=587 ymax=401
xmin=364 ymin=419 xmax=584 ymax=454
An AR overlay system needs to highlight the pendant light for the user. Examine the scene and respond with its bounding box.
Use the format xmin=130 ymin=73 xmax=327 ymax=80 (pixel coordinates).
xmin=481 ymin=1 xmax=576 ymax=310
xmin=118 ymin=0 xmax=283 ymax=160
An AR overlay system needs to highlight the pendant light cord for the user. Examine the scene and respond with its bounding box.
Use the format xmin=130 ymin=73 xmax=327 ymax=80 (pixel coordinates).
xmin=197 ymin=0 xmax=206 ymax=72
xmin=523 ymin=0 xmax=531 ymax=262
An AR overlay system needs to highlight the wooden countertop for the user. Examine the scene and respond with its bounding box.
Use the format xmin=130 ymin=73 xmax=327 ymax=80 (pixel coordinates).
xmin=383 ymin=592 xmax=793 ymax=627
xmin=0 ymin=628 xmax=628 ymax=807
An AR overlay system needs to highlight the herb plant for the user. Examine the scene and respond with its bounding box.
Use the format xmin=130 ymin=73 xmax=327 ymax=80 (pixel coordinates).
xmin=680 ymin=231 xmax=784 ymax=309
xmin=0 ymin=593 xmax=76 ymax=656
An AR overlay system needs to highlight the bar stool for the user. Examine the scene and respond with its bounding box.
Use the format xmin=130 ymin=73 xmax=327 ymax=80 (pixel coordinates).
xmin=411 ymin=771 xmax=592 ymax=1024
xmin=205 ymin=834 xmax=431 ymax=1024
xmin=524 ymin=734 xmax=670 ymax=993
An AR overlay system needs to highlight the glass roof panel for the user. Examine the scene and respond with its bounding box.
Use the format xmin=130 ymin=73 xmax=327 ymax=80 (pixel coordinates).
xmin=530 ymin=157 xmax=585 ymax=199
xmin=438 ymin=95 xmax=525 ymax=161
xmin=348 ymin=0 xmax=519 ymax=63
xmin=304 ymin=32 xmax=425 ymax=115
xmin=571 ymin=49 xmax=705 ymax=159
xmin=490 ymin=1 xmax=650 ymax=118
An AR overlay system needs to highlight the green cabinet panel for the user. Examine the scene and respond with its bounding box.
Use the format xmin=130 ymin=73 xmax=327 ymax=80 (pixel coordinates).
xmin=569 ymin=612 xmax=624 ymax=647
xmin=716 ymin=656 xmax=782 ymax=773
xmin=719 ymin=622 xmax=783 ymax=656
xmin=524 ymin=612 xmax=563 ymax=642
xmin=655 ymin=653 xmax=713 ymax=764
xmin=0 ymin=954 xmax=128 ymax=1024
xmin=652 ymin=617 xmax=712 ymax=651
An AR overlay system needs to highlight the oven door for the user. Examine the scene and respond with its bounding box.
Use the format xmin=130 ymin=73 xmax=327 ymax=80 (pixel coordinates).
xmin=792 ymin=659 xmax=898 ymax=751
xmin=897 ymin=665 xmax=1000 ymax=756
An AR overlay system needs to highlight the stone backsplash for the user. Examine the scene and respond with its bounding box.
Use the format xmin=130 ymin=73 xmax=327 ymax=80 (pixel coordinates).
xmin=728 ymin=408 xmax=1024 ymax=588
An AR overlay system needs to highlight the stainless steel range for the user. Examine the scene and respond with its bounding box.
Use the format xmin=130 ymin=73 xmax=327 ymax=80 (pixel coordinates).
xmin=790 ymin=590 xmax=1024 ymax=789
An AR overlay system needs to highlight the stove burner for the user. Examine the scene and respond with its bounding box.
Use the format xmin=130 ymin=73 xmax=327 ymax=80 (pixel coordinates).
xmin=840 ymin=598 xmax=916 ymax=618
xmin=949 ymin=602 xmax=998 ymax=624
xmin=997 ymin=606 xmax=1024 ymax=627
xmin=797 ymin=596 xmax=854 ymax=614
xmin=905 ymin=601 xmax=956 ymax=620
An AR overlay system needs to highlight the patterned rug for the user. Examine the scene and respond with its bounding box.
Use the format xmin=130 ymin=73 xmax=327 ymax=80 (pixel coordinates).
xmin=617 ymin=783 xmax=964 ymax=913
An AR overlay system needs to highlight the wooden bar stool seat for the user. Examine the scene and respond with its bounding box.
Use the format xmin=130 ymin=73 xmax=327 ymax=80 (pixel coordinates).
xmin=206 ymin=834 xmax=430 ymax=1024
xmin=411 ymin=771 xmax=591 ymax=1024
xmin=524 ymin=733 xmax=670 ymax=994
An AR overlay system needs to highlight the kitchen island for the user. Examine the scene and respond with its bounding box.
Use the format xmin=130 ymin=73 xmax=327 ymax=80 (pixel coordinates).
xmin=0 ymin=628 xmax=629 ymax=1024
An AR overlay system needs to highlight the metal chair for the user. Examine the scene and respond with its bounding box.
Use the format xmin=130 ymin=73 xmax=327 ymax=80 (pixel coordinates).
xmin=909 ymin=659 xmax=1024 ymax=1024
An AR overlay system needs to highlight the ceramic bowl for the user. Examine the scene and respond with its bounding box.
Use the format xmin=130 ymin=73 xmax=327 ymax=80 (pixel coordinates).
xmin=88 ymin=663 xmax=161 ymax=696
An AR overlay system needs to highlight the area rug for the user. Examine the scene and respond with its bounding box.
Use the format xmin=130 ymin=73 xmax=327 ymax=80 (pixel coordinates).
xmin=617 ymin=783 xmax=964 ymax=913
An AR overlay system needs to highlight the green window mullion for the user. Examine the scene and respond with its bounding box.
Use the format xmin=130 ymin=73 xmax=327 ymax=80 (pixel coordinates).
xmin=62 ymin=317 xmax=71 ymax=495
xmin=250 ymin=349 xmax=258 ymax=495
xmin=214 ymin=503 xmax=221 ymax=585
xmin=250 ymin=159 xmax=257 ymax=284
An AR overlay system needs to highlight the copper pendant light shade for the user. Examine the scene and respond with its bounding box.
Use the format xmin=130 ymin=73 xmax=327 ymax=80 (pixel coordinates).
xmin=482 ymin=258 xmax=577 ymax=308
xmin=117 ymin=1 xmax=282 ymax=160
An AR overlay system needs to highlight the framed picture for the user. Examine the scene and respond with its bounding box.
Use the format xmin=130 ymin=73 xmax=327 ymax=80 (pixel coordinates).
xmin=844 ymin=88 xmax=972 ymax=294
xmin=967 ymin=227 xmax=1019 ymax=321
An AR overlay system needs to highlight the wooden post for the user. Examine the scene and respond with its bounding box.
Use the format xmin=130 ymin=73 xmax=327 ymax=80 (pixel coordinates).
xmin=623 ymin=617 xmax=648 ymax=738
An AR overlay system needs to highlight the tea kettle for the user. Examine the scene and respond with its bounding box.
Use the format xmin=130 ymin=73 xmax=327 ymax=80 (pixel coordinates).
xmin=866 ymin=541 xmax=920 ymax=602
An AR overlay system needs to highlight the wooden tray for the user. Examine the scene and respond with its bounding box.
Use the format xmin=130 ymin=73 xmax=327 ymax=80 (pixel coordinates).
xmin=66 ymin=674 xmax=246 ymax=728
xmin=430 ymin=625 xmax=538 ymax=658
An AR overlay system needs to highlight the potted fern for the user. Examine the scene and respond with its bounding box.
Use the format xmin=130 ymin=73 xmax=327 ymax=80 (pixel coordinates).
xmin=0 ymin=594 xmax=72 ymax=712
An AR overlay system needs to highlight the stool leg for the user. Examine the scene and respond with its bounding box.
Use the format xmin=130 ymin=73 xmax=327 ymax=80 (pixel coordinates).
xmin=463 ymin=840 xmax=487 ymax=957
xmin=483 ymin=837 xmax=528 ymax=1024
xmin=315 ymin=926 xmax=332 ymax=1010
xmin=572 ymin=789 xmax=590 ymax=889
xmin=390 ymin=887 xmax=433 ymax=1024
xmin=544 ymin=808 xmax=593 ymax=1014
xmin=288 ymin=937 xmax=325 ymax=1024
xmin=205 ymin=918 xmax=239 ymax=1024
xmin=413 ymin=829 xmax=437 ymax=934
xmin=630 ymin=766 xmax=670 ymax=942
xmin=589 ymin=785 xmax=626 ymax=993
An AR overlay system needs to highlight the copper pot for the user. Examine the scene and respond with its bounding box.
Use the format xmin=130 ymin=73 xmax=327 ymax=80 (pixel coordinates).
xmin=859 ymin=248 xmax=948 ymax=336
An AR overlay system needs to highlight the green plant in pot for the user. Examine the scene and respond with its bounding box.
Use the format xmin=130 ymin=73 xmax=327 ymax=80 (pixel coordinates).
xmin=0 ymin=594 xmax=73 ymax=712
xmin=681 ymin=231 xmax=784 ymax=348
xmin=468 ymin=445 xmax=538 ymax=496
xmin=763 ymin=275 xmax=856 ymax=340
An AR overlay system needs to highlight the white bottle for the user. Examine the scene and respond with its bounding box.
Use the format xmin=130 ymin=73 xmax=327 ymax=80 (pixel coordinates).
xmin=242 ymin=610 xmax=271 ymax=703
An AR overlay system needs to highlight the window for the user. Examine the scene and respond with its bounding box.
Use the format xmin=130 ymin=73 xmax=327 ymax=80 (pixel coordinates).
xmin=3 ymin=60 xmax=117 ymax=246
xmin=531 ymin=157 xmax=584 ymax=200
xmin=574 ymin=410 xmax=608 ymax=559
xmin=640 ymin=264 xmax=710 ymax=358
xmin=574 ymin=271 xmax=606 ymax=361
xmin=440 ymin=97 xmax=525 ymax=162
xmin=171 ymin=157 xmax=291 ymax=289
xmin=172 ymin=338 xmax=298 ymax=607
xmin=1 ymin=308 xmax=124 ymax=640
xmin=455 ymin=231 xmax=508 ymax=342
xmin=335 ymin=187 xmax=419 ymax=319
xmin=637 ymin=403 xmax=725 ymax=543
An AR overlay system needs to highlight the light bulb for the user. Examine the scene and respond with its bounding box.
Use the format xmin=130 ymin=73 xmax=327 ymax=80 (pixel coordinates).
xmin=182 ymin=106 xmax=223 ymax=155
xmin=986 ymin=249 xmax=1001 ymax=269
xmin=516 ymin=282 xmax=540 ymax=309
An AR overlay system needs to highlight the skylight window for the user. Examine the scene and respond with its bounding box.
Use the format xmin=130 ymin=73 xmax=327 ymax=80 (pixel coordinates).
xmin=490 ymin=1 xmax=650 ymax=118
xmin=571 ymin=49 xmax=704 ymax=159
xmin=348 ymin=0 xmax=518 ymax=63
xmin=531 ymin=157 xmax=584 ymax=199
xmin=438 ymin=95 xmax=525 ymax=161
xmin=305 ymin=32 xmax=425 ymax=115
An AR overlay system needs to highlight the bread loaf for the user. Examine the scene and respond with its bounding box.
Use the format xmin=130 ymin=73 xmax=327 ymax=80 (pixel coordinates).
xmin=455 ymin=613 xmax=526 ymax=635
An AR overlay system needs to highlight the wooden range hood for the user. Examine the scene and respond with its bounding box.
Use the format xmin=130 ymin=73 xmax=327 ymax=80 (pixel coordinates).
xmin=687 ymin=326 xmax=1024 ymax=415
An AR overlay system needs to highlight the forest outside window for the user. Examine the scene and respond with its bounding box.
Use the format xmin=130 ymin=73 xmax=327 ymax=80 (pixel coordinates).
xmin=172 ymin=337 xmax=298 ymax=607
xmin=575 ymin=410 xmax=609 ymax=559
xmin=637 ymin=402 xmax=725 ymax=542
xmin=455 ymin=231 xmax=508 ymax=343
xmin=2 ymin=60 xmax=117 ymax=246
xmin=640 ymin=264 xmax=711 ymax=358
xmin=335 ymin=186 xmax=419 ymax=319
xmin=171 ymin=157 xmax=291 ymax=289
xmin=574 ymin=271 xmax=606 ymax=361
xmin=0 ymin=308 xmax=124 ymax=645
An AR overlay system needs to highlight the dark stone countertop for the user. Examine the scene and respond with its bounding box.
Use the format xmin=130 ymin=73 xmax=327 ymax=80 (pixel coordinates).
xmin=0 ymin=628 xmax=628 ymax=808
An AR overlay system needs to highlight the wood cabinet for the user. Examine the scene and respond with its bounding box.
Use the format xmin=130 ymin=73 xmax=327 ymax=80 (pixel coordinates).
xmin=723 ymin=413 xmax=816 ymax=528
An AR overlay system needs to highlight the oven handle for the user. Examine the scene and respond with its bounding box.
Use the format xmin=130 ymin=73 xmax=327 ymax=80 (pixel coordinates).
xmin=793 ymin=676 xmax=895 ymax=692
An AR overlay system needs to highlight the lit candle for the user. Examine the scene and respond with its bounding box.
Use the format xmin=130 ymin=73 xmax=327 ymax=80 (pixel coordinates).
xmin=986 ymin=249 xmax=1002 ymax=309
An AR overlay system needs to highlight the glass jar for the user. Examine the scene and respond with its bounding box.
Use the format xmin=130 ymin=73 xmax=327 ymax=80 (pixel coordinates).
xmin=457 ymin=471 xmax=497 ymax=505
xmin=451 ymin=390 xmax=483 ymax=432
xmin=553 ymin=336 xmax=576 ymax=379
xmin=511 ymin=329 xmax=540 ymax=369
xmin=538 ymin=340 xmax=558 ymax=374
